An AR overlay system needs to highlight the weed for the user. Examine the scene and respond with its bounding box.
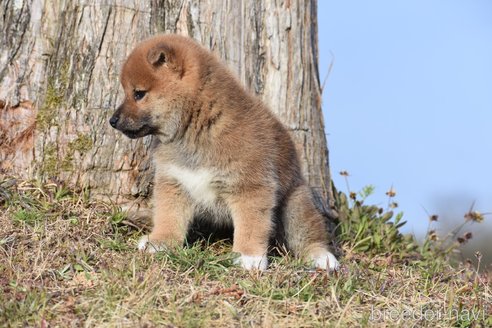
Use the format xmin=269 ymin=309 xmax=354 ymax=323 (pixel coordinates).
xmin=335 ymin=175 xmax=416 ymax=257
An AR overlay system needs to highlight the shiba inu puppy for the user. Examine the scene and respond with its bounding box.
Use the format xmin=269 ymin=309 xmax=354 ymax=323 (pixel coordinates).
xmin=110 ymin=35 xmax=339 ymax=271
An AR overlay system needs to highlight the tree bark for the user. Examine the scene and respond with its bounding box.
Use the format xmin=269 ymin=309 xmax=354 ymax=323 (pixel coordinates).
xmin=0 ymin=0 xmax=337 ymax=219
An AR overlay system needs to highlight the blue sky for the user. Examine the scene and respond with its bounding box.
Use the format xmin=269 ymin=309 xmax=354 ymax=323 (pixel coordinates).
xmin=317 ymin=0 xmax=492 ymax=237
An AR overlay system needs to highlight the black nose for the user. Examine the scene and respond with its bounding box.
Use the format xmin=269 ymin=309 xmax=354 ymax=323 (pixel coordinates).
xmin=109 ymin=115 xmax=119 ymax=128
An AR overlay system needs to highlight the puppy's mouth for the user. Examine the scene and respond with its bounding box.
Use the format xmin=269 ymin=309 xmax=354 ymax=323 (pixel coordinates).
xmin=120 ymin=125 xmax=158 ymax=139
xmin=110 ymin=110 xmax=159 ymax=139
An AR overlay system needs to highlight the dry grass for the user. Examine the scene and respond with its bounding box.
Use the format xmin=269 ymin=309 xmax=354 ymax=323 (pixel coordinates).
xmin=0 ymin=178 xmax=491 ymax=327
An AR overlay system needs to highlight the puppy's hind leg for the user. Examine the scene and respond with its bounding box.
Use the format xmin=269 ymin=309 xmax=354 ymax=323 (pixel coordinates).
xmin=283 ymin=184 xmax=339 ymax=271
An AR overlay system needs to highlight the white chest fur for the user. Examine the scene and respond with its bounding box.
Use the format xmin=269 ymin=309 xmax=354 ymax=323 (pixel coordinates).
xmin=163 ymin=164 xmax=218 ymax=205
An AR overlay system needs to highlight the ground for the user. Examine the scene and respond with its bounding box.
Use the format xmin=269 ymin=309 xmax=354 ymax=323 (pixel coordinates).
xmin=0 ymin=178 xmax=490 ymax=327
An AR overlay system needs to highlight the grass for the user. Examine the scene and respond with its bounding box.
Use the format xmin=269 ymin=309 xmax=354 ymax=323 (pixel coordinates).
xmin=0 ymin=177 xmax=491 ymax=327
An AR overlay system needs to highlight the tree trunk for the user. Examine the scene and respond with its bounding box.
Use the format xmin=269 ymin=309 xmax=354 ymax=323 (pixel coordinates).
xmin=0 ymin=0 xmax=337 ymax=219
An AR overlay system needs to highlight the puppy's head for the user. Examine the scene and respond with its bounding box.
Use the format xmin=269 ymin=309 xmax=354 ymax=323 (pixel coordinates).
xmin=110 ymin=35 xmax=201 ymax=141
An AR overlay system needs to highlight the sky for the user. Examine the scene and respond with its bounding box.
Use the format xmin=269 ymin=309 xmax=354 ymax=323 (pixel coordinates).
xmin=317 ymin=0 xmax=492 ymax=238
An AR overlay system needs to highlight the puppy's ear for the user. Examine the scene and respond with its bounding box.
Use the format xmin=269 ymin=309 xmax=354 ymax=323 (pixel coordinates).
xmin=147 ymin=43 xmax=183 ymax=76
xmin=147 ymin=43 xmax=173 ymax=67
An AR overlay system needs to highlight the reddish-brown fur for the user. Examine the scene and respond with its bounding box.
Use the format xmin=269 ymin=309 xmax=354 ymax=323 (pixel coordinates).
xmin=110 ymin=35 xmax=338 ymax=270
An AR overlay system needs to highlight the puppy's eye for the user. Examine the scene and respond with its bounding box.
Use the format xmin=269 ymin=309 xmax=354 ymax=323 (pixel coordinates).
xmin=134 ymin=90 xmax=147 ymax=101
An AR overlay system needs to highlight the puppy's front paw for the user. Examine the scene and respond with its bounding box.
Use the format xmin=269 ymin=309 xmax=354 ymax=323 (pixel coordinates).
xmin=234 ymin=254 xmax=268 ymax=271
xmin=137 ymin=235 xmax=167 ymax=253
xmin=312 ymin=251 xmax=340 ymax=271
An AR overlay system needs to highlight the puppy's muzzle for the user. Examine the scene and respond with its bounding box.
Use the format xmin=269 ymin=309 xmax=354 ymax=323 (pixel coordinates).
xmin=109 ymin=106 xmax=158 ymax=139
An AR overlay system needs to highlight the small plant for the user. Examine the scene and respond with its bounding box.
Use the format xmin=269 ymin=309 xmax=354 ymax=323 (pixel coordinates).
xmin=420 ymin=203 xmax=489 ymax=267
xmin=335 ymin=171 xmax=417 ymax=257
xmin=110 ymin=209 xmax=126 ymax=225
xmin=12 ymin=209 xmax=43 ymax=225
